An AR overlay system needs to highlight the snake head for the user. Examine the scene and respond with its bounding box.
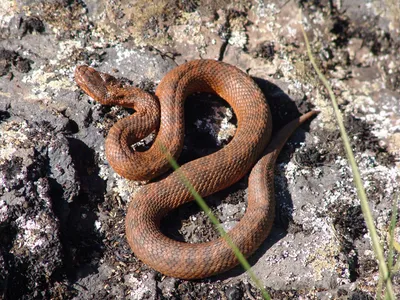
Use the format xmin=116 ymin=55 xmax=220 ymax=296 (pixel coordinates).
xmin=75 ymin=65 xmax=123 ymax=104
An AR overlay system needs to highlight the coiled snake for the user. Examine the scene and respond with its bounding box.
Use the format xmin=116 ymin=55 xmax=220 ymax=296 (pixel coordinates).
xmin=75 ymin=59 xmax=317 ymax=279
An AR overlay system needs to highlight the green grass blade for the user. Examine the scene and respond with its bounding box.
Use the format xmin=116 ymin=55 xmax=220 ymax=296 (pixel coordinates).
xmin=387 ymin=196 xmax=398 ymax=274
xmin=385 ymin=198 xmax=398 ymax=299
xmin=300 ymin=17 xmax=395 ymax=299
xmin=392 ymin=257 xmax=400 ymax=274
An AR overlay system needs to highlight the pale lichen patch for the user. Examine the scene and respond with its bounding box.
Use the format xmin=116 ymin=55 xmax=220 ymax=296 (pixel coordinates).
xmin=22 ymin=65 xmax=77 ymax=106
xmin=306 ymin=239 xmax=344 ymax=282
xmin=13 ymin=213 xmax=54 ymax=254
xmin=124 ymin=273 xmax=152 ymax=299
xmin=172 ymin=11 xmax=205 ymax=47
xmin=0 ymin=200 xmax=8 ymax=223
xmin=0 ymin=121 xmax=29 ymax=163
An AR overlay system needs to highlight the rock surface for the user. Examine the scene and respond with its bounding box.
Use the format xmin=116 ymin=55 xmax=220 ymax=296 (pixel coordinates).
xmin=0 ymin=0 xmax=399 ymax=299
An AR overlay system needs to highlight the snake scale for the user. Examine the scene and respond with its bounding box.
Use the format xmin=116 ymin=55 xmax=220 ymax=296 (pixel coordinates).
xmin=75 ymin=59 xmax=317 ymax=279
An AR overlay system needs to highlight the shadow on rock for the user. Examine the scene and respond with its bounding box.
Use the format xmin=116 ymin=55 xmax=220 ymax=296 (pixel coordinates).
xmin=54 ymin=137 xmax=107 ymax=281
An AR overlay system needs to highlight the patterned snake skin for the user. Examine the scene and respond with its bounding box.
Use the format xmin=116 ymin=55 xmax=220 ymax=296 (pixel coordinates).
xmin=75 ymin=59 xmax=317 ymax=279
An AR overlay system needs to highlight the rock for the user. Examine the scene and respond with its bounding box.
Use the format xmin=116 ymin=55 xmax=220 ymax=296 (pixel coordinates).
xmin=0 ymin=0 xmax=399 ymax=299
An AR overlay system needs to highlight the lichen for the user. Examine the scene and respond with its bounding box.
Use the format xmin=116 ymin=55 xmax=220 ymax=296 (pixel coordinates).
xmin=13 ymin=213 xmax=54 ymax=254
xmin=0 ymin=121 xmax=29 ymax=163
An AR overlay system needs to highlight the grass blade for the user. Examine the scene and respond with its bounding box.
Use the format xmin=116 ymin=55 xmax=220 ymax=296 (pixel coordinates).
xmin=387 ymin=196 xmax=398 ymax=274
xmin=300 ymin=15 xmax=395 ymax=299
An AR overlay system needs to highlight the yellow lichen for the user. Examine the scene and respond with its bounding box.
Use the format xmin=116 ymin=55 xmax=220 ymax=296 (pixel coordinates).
xmin=306 ymin=238 xmax=341 ymax=281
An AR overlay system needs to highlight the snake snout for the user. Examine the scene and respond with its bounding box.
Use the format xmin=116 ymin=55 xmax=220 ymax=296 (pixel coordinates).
xmin=75 ymin=65 xmax=101 ymax=86
xmin=74 ymin=65 xmax=111 ymax=102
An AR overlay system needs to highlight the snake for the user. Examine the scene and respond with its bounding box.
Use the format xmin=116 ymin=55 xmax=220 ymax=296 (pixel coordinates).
xmin=74 ymin=59 xmax=317 ymax=279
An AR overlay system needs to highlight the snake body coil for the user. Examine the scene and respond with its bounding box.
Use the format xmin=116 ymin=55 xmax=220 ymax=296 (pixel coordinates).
xmin=75 ymin=59 xmax=316 ymax=279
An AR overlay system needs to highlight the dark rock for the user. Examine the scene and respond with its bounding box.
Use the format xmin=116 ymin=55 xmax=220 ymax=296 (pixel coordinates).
xmin=225 ymin=285 xmax=243 ymax=300
xmin=19 ymin=16 xmax=45 ymax=36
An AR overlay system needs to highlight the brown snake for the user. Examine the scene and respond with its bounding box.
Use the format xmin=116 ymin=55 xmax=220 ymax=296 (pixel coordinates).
xmin=75 ymin=59 xmax=317 ymax=279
